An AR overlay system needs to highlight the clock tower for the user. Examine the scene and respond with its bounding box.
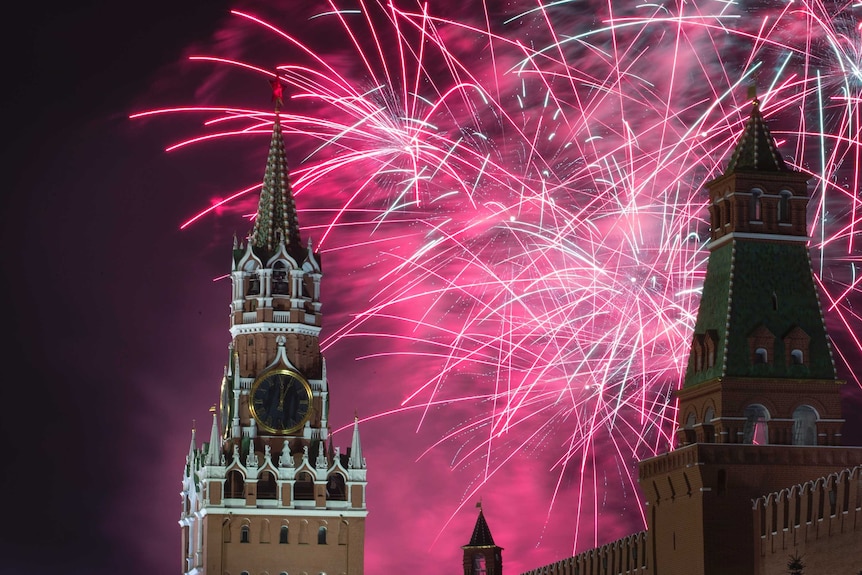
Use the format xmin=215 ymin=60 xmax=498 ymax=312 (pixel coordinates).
xmin=179 ymin=91 xmax=368 ymax=575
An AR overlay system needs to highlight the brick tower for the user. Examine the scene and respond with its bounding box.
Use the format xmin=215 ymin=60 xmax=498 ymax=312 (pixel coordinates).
xmin=637 ymin=96 xmax=862 ymax=575
xmin=178 ymin=89 xmax=368 ymax=575
xmin=462 ymin=504 xmax=503 ymax=575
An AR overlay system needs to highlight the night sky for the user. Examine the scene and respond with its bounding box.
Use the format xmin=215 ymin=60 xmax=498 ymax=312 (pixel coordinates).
xmin=3 ymin=2 xmax=862 ymax=575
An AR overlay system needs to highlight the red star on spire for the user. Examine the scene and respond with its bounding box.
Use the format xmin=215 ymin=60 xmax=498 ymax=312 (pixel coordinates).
xmin=270 ymin=76 xmax=284 ymax=110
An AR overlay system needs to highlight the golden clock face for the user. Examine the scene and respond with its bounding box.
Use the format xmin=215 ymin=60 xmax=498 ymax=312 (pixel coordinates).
xmin=249 ymin=369 xmax=313 ymax=434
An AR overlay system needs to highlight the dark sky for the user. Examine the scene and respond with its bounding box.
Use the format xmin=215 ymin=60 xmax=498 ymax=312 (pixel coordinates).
xmin=1 ymin=2 xmax=229 ymax=572
xmin=2 ymin=2 xmax=862 ymax=574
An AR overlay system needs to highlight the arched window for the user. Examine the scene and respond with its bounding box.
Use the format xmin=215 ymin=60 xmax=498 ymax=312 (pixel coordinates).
xmin=294 ymin=472 xmax=314 ymax=500
xmin=791 ymin=349 xmax=804 ymax=365
xmin=226 ymin=470 xmax=245 ymax=499
xmin=280 ymin=525 xmax=289 ymax=544
xmin=743 ymin=404 xmax=769 ymax=445
xmin=326 ymin=474 xmax=347 ymax=501
xmin=682 ymin=411 xmax=696 ymax=444
xmin=750 ymin=189 xmax=763 ymax=221
xmin=755 ymin=347 xmax=768 ymax=364
xmin=240 ymin=525 xmax=250 ymax=543
xmin=258 ymin=471 xmax=277 ymax=500
xmin=792 ymin=405 xmax=818 ymax=445
xmin=691 ymin=334 xmax=704 ymax=372
xmin=704 ymin=330 xmax=718 ymax=368
xmin=273 ymin=261 xmax=289 ymax=295
xmin=704 ymin=406 xmax=715 ymax=423
xmin=318 ymin=526 xmax=327 ymax=544
xmin=472 ymin=554 xmax=487 ymax=575
xmin=778 ymin=190 xmax=791 ymax=223
xmin=247 ymin=272 xmax=260 ymax=296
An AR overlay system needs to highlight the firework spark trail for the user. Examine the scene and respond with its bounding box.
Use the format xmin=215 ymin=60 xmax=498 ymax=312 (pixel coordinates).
xmin=136 ymin=0 xmax=862 ymax=555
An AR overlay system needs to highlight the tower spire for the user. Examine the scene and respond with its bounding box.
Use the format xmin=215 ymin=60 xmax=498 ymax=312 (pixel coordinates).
xmin=187 ymin=424 xmax=197 ymax=469
xmin=249 ymin=77 xmax=302 ymax=257
xmin=467 ymin=505 xmax=496 ymax=547
xmin=206 ymin=410 xmax=221 ymax=466
xmin=724 ymin=93 xmax=789 ymax=173
xmin=348 ymin=414 xmax=365 ymax=469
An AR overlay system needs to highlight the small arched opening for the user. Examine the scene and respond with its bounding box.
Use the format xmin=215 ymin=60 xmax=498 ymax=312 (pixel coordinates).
xmin=294 ymin=471 xmax=314 ymax=500
xmin=272 ymin=261 xmax=290 ymax=295
xmin=778 ymin=190 xmax=792 ymax=223
xmin=472 ymin=554 xmax=488 ymax=575
xmin=750 ymin=189 xmax=763 ymax=221
xmin=326 ymin=473 xmax=347 ymax=501
xmin=742 ymin=404 xmax=770 ymax=445
xmin=258 ymin=470 xmax=278 ymax=500
xmin=226 ymin=470 xmax=244 ymax=499
xmin=792 ymin=405 xmax=818 ymax=445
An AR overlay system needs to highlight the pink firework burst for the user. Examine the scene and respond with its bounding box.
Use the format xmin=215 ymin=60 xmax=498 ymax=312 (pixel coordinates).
xmin=135 ymin=0 xmax=862 ymax=569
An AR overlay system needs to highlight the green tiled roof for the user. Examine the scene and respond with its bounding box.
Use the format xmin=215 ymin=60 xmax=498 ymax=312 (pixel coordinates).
xmin=684 ymin=239 xmax=834 ymax=387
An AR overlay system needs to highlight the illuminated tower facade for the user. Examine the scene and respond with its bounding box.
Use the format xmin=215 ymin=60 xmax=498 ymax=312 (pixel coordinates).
xmin=179 ymin=96 xmax=368 ymax=575
xmin=637 ymin=98 xmax=862 ymax=575
xmin=462 ymin=505 xmax=503 ymax=575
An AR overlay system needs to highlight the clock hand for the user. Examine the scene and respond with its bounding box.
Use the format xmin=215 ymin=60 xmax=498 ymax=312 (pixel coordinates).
xmin=278 ymin=379 xmax=289 ymax=411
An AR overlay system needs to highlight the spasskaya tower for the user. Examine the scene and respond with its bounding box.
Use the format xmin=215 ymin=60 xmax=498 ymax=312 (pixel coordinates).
xmin=179 ymin=84 xmax=368 ymax=575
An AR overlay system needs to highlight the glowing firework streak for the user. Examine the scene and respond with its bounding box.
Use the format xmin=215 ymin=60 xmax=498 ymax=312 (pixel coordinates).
xmin=136 ymin=0 xmax=862 ymax=555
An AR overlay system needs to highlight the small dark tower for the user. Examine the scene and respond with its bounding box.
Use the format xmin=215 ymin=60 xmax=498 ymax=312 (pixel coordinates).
xmin=462 ymin=504 xmax=503 ymax=575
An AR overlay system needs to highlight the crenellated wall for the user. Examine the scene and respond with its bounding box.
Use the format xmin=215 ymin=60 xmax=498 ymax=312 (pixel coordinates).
xmin=753 ymin=464 xmax=862 ymax=575
xmin=519 ymin=531 xmax=649 ymax=575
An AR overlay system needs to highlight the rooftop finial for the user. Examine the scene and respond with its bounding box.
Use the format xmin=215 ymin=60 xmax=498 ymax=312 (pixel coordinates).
xmin=270 ymin=73 xmax=284 ymax=112
xmin=747 ymin=83 xmax=759 ymax=107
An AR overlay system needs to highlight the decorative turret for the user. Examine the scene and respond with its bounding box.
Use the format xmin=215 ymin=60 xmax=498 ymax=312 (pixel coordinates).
xmin=462 ymin=503 xmax=503 ymax=575
xmin=206 ymin=412 xmax=221 ymax=466
xmin=348 ymin=415 xmax=365 ymax=469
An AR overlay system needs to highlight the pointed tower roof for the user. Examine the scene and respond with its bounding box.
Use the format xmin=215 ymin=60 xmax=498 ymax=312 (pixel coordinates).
xmin=249 ymin=83 xmax=302 ymax=258
xmin=348 ymin=415 xmax=365 ymax=469
xmin=466 ymin=505 xmax=496 ymax=547
xmin=724 ymin=96 xmax=789 ymax=173
xmin=188 ymin=424 xmax=196 ymax=459
xmin=205 ymin=412 xmax=221 ymax=466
